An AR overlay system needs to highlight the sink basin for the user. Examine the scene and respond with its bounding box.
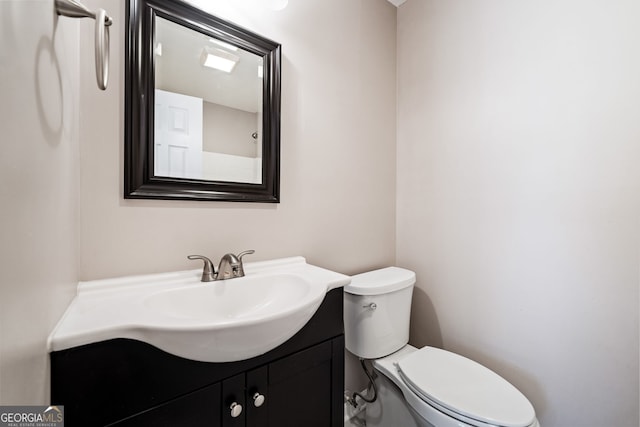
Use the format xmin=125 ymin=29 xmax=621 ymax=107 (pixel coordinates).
xmin=145 ymin=274 xmax=314 ymax=322
xmin=140 ymin=273 xmax=327 ymax=361
xmin=48 ymin=257 xmax=350 ymax=362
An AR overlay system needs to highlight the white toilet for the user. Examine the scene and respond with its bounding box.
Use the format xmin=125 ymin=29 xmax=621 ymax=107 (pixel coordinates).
xmin=344 ymin=267 xmax=540 ymax=427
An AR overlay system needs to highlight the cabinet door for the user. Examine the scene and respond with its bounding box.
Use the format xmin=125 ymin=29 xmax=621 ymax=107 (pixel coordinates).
xmin=246 ymin=366 xmax=269 ymax=427
xmin=222 ymin=373 xmax=246 ymax=427
xmin=267 ymin=339 xmax=341 ymax=427
xmin=109 ymin=382 xmax=221 ymax=427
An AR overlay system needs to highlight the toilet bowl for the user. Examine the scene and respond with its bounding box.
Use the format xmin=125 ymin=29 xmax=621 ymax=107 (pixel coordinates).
xmin=344 ymin=267 xmax=540 ymax=427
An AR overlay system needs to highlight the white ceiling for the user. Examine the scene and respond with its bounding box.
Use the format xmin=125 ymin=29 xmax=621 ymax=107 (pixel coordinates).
xmin=387 ymin=0 xmax=407 ymax=7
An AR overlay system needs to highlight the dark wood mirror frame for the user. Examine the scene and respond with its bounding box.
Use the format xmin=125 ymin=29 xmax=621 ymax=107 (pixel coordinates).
xmin=125 ymin=0 xmax=281 ymax=202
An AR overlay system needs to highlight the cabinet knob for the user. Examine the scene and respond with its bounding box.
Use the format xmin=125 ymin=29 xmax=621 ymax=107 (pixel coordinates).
xmin=253 ymin=392 xmax=265 ymax=407
xmin=230 ymin=402 xmax=243 ymax=418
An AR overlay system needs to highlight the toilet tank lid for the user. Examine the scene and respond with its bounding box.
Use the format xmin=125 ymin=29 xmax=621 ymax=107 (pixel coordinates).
xmin=345 ymin=267 xmax=416 ymax=295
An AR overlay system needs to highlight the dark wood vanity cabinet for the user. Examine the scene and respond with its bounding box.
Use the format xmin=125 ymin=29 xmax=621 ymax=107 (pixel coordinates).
xmin=50 ymin=288 xmax=344 ymax=427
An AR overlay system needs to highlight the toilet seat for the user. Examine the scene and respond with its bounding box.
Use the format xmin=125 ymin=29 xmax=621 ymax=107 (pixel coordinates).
xmin=396 ymin=347 xmax=536 ymax=427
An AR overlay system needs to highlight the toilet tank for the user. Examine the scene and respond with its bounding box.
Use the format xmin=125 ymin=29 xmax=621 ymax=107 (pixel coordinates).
xmin=344 ymin=267 xmax=416 ymax=359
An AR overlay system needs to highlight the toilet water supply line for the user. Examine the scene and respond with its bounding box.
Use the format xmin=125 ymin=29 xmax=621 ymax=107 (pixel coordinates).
xmin=55 ymin=0 xmax=112 ymax=90
xmin=346 ymin=358 xmax=379 ymax=408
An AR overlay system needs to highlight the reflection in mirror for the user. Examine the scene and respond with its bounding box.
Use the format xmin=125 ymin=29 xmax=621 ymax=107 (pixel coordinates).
xmin=125 ymin=0 xmax=281 ymax=202
xmin=154 ymin=17 xmax=263 ymax=184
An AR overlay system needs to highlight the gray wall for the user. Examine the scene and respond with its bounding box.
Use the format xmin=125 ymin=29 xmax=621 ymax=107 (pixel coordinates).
xmin=0 ymin=1 xmax=80 ymax=404
xmin=203 ymin=102 xmax=258 ymax=158
xmin=78 ymin=0 xmax=397 ymax=280
xmin=396 ymin=0 xmax=640 ymax=426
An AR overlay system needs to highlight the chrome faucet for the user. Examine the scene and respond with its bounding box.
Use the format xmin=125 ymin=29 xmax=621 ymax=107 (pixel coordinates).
xmin=188 ymin=250 xmax=255 ymax=282
xmin=216 ymin=250 xmax=255 ymax=280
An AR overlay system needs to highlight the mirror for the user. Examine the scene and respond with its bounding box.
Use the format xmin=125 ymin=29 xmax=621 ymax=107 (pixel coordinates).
xmin=155 ymin=17 xmax=264 ymax=184
xmin=125 ymin=0 xmax=281 ymax=202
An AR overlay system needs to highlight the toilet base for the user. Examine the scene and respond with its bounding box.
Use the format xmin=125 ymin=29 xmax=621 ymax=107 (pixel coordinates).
xmin=362 ymin=369 xmax=426 ymax=427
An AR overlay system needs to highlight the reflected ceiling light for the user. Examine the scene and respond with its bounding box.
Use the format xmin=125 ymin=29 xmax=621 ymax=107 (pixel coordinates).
xmin=154 ymin=42 xmax=162 ymax=56
xmin=200 ymin=47 xmax=240 ymax=73
xmin=209 ymin=38 xmax=238 ymax=52
xmin=258 ymin=65 xmax=263 ymax=78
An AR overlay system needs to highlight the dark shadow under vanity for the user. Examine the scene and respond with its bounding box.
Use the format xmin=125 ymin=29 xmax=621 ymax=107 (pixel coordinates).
xmin=50 ymin=288 xmax=344 ymax=427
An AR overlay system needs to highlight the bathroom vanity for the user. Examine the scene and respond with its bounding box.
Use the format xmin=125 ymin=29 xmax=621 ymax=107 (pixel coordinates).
xmin=49 ymin=257 xmax=349 ymax=427
xmin=51 ymin=289 xmax=343 ymax=426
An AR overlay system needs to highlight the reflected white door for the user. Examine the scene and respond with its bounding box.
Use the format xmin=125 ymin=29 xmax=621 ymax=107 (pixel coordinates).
xmin=154 ymin=89 xmax=203 ymax=179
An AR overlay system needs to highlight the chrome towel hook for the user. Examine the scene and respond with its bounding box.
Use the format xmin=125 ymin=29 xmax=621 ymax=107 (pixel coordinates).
xmin=55 ymin=0 xmax=112 ymax=90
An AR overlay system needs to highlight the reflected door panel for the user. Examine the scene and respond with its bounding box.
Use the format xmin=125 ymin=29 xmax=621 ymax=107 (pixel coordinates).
xmin=154 ymin=89 xmax=203 ymax=179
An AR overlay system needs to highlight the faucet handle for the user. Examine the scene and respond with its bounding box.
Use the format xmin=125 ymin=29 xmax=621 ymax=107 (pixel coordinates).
xmin=237 ymin=250 xmax=255 ymax=260
xmin=187 ymin=255 xmax=216 ymax=282
xmin=236 ymin=250 xmax=255 ymax=277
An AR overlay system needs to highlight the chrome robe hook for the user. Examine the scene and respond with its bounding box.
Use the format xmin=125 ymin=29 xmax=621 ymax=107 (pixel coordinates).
xmin=55 ymin=0 xmax=112 ymax=90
